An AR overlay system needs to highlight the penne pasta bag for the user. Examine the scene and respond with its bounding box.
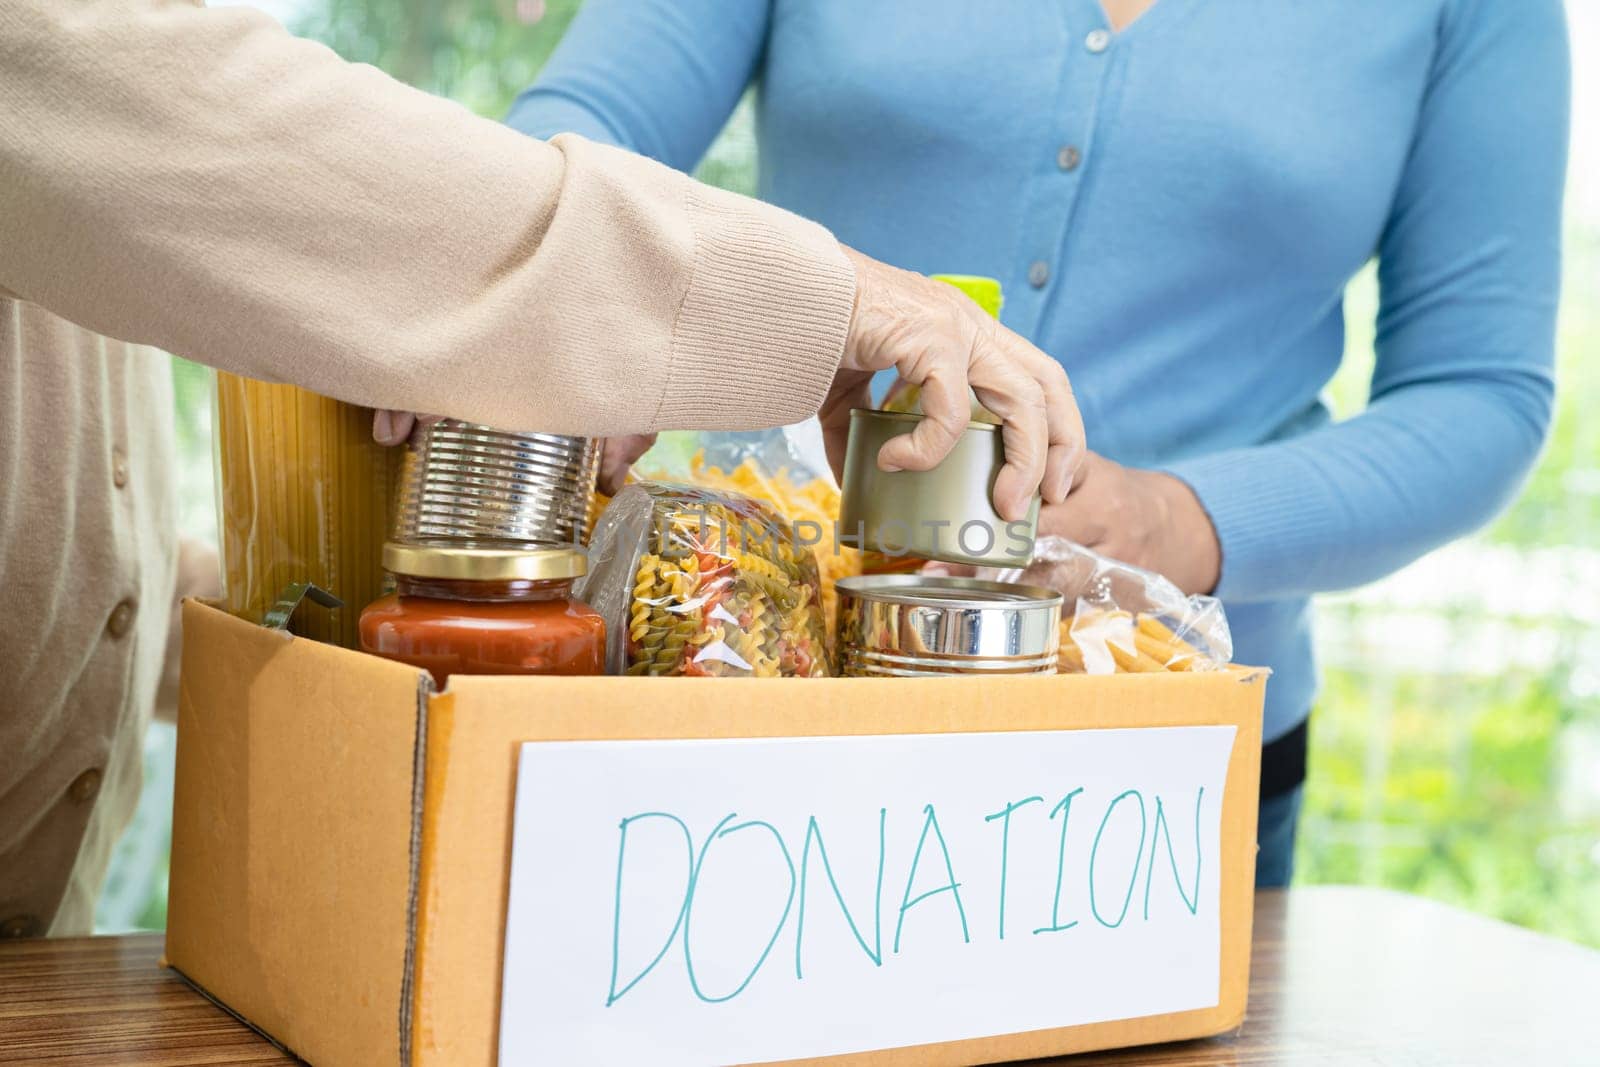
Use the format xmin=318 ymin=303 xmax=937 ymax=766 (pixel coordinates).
xmin=578 ymin=482 xmax=831 ymax=678
xmin=981 ymin=535 xmax=1233 ymax=674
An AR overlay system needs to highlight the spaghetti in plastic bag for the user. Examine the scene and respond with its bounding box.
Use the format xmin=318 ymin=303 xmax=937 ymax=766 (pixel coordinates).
xmin=579 ymin=481 xmax=830 ymax=677
xmin=214 ymin=373 xmax=401 ymax=647
xmin=982 ymin=535 xmax=1232 ymax=674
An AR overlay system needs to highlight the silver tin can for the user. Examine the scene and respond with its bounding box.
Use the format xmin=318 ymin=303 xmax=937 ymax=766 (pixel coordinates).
xmin=839 ymin=409 xmax=1039 ymax=568
xmin=393 ymin=420 xmax=600 ymax=549
xmin=836 ymin=575 xmax=1062 ymax=677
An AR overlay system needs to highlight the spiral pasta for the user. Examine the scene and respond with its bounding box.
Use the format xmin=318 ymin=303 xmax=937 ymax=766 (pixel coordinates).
xmin=586 ymin=483 xmax=830 ymax=678
xmin=660 ymin=450 xmax=858 ymax=638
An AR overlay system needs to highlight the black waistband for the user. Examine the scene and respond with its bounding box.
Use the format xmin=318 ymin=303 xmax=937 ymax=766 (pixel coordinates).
xmin=1260 ymin=717 xmax=1309 ymax=800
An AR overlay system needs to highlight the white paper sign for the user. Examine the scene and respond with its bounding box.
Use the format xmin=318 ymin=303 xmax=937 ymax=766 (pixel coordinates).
xmin=499 ymin=726 xmax=1236 ymax=1066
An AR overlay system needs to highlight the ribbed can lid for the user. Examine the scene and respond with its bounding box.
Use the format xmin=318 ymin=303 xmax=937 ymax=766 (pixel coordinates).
xmin=392 ymin=420 xmax=600 ymax=549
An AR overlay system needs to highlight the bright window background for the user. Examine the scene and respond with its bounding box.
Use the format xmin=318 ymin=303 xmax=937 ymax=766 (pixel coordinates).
xmin=98 ymin=1 xmax=1600 ymax=946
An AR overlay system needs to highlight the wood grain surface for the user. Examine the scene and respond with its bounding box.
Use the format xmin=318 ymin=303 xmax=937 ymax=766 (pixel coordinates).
xmin=2 ymin=887 xmax=1597 ymax=1065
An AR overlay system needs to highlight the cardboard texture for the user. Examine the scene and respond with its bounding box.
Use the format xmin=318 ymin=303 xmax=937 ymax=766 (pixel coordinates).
xmin=169 ymin=601 xmax=1265 ymax=1066
xmin=168 ymin=601 xmax=427 ymax=1066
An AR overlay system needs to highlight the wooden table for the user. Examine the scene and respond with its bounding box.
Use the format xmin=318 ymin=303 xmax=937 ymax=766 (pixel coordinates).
xmin=2 ymin=887 xmax=1597 ymax=1065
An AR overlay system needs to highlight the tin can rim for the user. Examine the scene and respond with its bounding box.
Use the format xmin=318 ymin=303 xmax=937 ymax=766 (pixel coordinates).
xmin=836 ymin=575 xmax=1061 ymax=610
xmin=847 ymin=407 xmax=1001 ymax=434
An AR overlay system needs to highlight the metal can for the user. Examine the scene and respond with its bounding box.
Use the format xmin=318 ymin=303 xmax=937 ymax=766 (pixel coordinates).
xmin=838 ymin=409 xmax=1039 ymax=568
xmin=393 ymin=420 xmax=600 ymax=549
xmin=835 ymin=575 xmax=1062 ymax=677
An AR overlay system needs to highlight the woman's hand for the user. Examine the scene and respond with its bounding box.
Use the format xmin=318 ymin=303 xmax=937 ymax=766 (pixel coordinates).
xmin=1039 ymin=453 xmax=1221 ymax=595
xmin=822 ymin=248 xmax=1084 ymax=522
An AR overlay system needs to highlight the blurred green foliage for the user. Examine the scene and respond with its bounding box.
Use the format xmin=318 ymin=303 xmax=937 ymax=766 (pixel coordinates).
xmin=293 ymin=0 xmax=582 ymax=117
xmin=105 ymin=1 xmax=1600 ymax=949
xmin=1309 ymin=223 xmax=1600 ymax=948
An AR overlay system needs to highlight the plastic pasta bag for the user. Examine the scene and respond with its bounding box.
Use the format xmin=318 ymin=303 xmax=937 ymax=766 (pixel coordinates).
xmin=579 ymin=481 xmax=830 ymax=677
xmin=635 ymin=426 xmax=859 ymax=632
xmin=214 ymin=373 xmax=401 ymax=647
xmin=981 ymin=536 xmax=1232 ymax=674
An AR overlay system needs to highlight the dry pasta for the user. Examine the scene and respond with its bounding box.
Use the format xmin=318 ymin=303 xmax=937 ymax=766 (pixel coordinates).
xmin=215 ymin=373 xmax=401 ymax=647
xmin=579 ymin=483 xmax=829 ymax=677
xmin=659 ymin=450 xmax=860 ymax=634
xmin=982 ymin=535 xmax=1233 ymax=674
xmin=1058 ymin=609 xmax=1210 ymax=674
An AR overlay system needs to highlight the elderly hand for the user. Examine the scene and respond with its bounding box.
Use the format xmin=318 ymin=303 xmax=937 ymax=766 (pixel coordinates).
xmin=1039 ymin=452 xmax=1221 ymax=596
xmin=371 ymin=409 xmax=437 ymax=446
xmin=596 ymin=433 xmax=657 ymax=495
xmin=372 ymin=248 xmax=1086 ymax=515
xmin=822 ymin=248 xmax=1083 ymax=522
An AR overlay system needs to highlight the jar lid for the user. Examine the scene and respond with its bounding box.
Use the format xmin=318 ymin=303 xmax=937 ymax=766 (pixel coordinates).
xmin=382 ymin=542 xmax=588 ymax=582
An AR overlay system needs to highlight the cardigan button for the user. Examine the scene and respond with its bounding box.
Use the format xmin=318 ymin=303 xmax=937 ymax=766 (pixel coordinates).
xmin=1085 ymin=29 xmax=1111 ymax=54
xmin=1028 ymin=261 xmax=1051 ymax=289
xmin=69 ymin=768 xmax=103 ymax=804
xmin=106 ymin=599 xmax=138 ymax=639
xmin=1057 ymin=145 xmax=1082 ymax=172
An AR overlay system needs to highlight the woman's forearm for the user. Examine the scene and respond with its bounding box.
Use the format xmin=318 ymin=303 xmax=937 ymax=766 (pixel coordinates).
xmin=504 ymin=0 xmax=768 ymax=170
xmin=1176 ymin=0 xmax=1567 ymax=604
xmin=1164 ymin=370 xmax=1553 ymax=602
xmin=0 ymin=0 xmax=850 ymax=435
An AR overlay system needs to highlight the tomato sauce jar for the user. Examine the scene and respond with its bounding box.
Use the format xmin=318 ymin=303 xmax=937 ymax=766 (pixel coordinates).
xmin=359 ymin=543 xmax=605 ymax=687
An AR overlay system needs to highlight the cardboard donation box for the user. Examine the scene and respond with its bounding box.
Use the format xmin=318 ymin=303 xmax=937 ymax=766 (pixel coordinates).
xmin=168 ymin=601 xmax=1266 ymax=1067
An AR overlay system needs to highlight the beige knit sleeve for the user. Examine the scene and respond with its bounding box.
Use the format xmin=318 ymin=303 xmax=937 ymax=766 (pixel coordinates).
xmin=0 ymin=0 xmax=855 ymax=435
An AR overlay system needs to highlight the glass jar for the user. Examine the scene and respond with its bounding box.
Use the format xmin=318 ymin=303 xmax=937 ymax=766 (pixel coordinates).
xmin=359 ymin=544 xmax=604 ymax=687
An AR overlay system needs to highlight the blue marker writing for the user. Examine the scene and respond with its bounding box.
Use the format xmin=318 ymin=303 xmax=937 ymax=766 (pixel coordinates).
xmin=795 ymin=810 xmax=886 ymax=979
xmin=682 ymin=814 xmax=797 ymax=1004
xmin=893 ymin=804 xmax=970 ymax=953
xmin=606 ymin=812 xmax=695 ymax=1007
xmin=984 ymin=796 xmax=1043 ymax=940
xmin=1144 ymin=787 xmax=1203 ymax=919
xmin=1089 ymin=790 xmax=1147 ymax=929
xmin=1033 ymin=789 xmax=1083 ymax=936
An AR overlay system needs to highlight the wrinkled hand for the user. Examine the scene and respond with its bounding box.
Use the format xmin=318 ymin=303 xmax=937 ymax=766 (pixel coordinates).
xmin=1039 ymin=452 xmax=1221 ymax=595
xmin=371 ymin=410 xmax=438 ymax=446
xmin=597 ymin=433 xmax=657 ymax=495
xmin=821 ymin=248 xmax=1084 ymax=522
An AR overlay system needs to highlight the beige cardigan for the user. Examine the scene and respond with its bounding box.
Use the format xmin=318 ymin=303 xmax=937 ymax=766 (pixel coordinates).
xmin=0 ymin=0 xmax=856 ymax=935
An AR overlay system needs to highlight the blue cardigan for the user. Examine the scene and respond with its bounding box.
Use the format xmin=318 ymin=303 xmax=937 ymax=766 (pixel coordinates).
xmin=507 ymin=0 xmax=1568 ymax=742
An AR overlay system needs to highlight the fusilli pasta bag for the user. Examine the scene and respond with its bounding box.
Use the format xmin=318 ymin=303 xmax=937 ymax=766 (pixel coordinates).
xmin=578 ymin=483 xmax=830 ymax=677
xmin=635 ymin=431 xmax=859 ymax=638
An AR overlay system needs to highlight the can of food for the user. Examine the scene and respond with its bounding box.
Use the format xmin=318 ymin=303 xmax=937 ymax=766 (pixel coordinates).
xmin=838 ymin=409 xmax=1038 ymax=568
xmin=835 ymin=575 xmax=1062 ymax=677
xmin=393 ymin=420 xmax=601 ymax=549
